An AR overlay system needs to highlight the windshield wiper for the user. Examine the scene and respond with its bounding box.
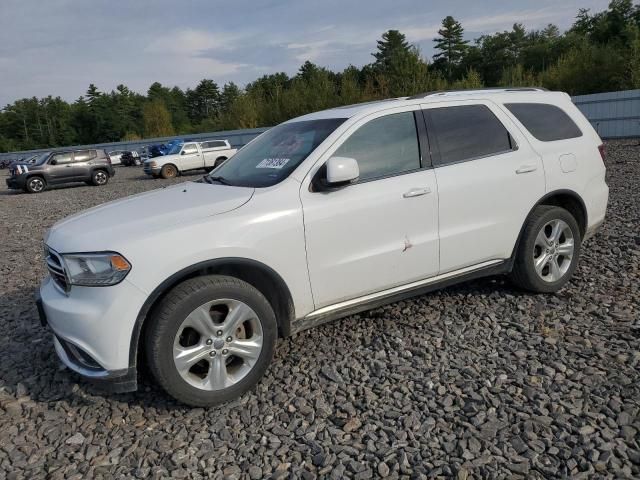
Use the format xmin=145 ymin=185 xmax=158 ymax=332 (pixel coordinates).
xmin=209 ymin=175 xmax=233 ymax=186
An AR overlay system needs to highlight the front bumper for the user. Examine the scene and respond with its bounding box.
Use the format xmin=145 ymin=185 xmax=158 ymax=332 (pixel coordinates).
xmin=6 ymin=175 xmax=26 ymax=190
xmin=143 ymin=164 xmax=161 ymax=175
xmin=39 ymin=275 xmax=148 ymax=391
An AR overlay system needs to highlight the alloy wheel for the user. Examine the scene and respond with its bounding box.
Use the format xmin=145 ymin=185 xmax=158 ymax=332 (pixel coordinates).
xmin=95 ymin=171 xmax=107 ymax=184
xmin=172 ymin=299 xmax=263 ymax=391
xmin=532 ymin=219 xmax=575 ymax=283
xmin=29 ymin=178 xmax=44 ymax=192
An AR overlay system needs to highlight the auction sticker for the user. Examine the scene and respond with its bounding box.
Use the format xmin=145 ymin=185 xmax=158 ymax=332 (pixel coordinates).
xmin=256 ymin=158 xmax=290 ymax=169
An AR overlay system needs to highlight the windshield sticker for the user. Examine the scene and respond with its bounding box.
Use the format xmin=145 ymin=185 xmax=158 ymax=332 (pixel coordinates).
xmin=256 ymin=158 xmax=290 ymax=169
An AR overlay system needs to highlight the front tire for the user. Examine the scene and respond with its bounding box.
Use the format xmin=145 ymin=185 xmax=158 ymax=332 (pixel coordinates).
xmin=145 ymin=275 xmax=277 ymax=407
xmin=160 ymin=164 xmax=178 ymax=179
xmin=511 ymin=205 xmax=581 ymax=293
xmin=25 ymin=176 xmax=46 ymax=193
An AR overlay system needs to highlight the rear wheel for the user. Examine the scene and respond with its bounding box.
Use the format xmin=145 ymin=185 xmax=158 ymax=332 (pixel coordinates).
xmin=91 ymin=169 xmax=109 ymax=186
xmin=25 ymin=176 xmax=46 ymax=193
xmin=511 ymin=205 xmax=581 ymax=292
xmin=145 ymin=275 xmax=277 ymax=407
xmin=160 ymin=164 xmax=178 ymax=179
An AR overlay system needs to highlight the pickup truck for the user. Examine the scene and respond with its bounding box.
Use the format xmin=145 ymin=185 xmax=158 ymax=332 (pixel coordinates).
xmin=144 ymin=140 xmax=237 ymax=178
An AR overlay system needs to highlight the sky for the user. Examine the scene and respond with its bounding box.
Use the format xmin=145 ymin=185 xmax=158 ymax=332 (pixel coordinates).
xmin=0 ymin=0 xmax=611 ymax=106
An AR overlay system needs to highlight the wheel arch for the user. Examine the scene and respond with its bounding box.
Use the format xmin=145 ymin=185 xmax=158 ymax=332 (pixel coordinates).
xmin=129 ymin=257 xmax=295 ymax=370
xmin=510 ymin=189 xmax=588 ymax=265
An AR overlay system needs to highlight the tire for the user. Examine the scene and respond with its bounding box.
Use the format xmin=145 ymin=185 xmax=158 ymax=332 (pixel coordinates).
xmin=511 ymin=205 xmax=582 ymax=293
xmin=91 ymin=169 xmax=109 ymax=186
xmin=25 ymin=176 xmax=46 ymax=193
xmin=145 ymin=275 xmax=277 ymax=407
xmin=160 ymin=164 xmax=178 ymax=179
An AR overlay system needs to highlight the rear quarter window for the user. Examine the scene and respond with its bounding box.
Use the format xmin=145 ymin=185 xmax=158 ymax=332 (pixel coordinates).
xmin=505 ymin=103 xmax=582 ymax=142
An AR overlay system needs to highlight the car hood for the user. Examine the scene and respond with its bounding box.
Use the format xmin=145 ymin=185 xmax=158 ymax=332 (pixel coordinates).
xmin=46 ymin=181 xmax=254 ymax=252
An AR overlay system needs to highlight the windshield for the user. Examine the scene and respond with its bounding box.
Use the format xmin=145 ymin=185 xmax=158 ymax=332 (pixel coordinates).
xmin=167 ymin=143 xmax=183 ymax=155
xmin=209 ymin=118 xmax=346 ymax=187
xmin=34 ymin=153 xmax=51 ymax=165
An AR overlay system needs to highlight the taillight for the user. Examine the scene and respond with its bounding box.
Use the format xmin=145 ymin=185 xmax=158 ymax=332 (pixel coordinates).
xmin=598 ymin=144 xmax=606 ymax=162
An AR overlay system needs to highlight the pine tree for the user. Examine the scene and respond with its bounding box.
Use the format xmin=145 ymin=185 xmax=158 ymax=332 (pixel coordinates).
xmin=373 ymin=30 xmax=411 ymax=72
xmin=433 ymin=16 xmax=469 ymax=79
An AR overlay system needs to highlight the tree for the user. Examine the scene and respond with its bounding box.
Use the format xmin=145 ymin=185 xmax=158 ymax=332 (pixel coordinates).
xmin=373 ymin=30 xmax=411 ymax=72
xmin=433 ymin=16 xmax=468 ymax=79
xmin=143 ymin=100 xmax=174 ymax=137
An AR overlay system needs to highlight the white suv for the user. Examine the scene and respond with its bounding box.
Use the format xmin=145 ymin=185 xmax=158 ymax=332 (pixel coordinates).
xmin=38 ymin=88 xmax=608 ymax=406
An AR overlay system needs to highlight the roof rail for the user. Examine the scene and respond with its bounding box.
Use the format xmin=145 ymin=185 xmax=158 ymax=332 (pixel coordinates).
xmin=407 ymin=87 xmax=547 ymax=100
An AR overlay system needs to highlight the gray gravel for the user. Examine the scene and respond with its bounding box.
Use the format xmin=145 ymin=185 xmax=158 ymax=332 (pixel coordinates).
xmin=0 ymin=144 xmax=639 ymax=479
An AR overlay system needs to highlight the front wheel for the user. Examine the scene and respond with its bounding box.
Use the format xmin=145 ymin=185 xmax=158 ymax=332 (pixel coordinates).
xmin=511 ymin=205 xmax=582 ymax=293
xmin=25 ymin=176 xmax=46 ymax=193
xmin=160 ymin=164 xmax=178 ymax=179
xmin=145 ymin=275 xmax=277 ymax=407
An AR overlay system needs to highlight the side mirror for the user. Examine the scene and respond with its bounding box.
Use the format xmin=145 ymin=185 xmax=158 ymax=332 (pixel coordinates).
xmin=181 ymin=150 xmax=187 ymax=155
xmin=50 ymin=159 xmax=57 ymax=165
xmin=326 ymin=156 xmax=359 ymax=186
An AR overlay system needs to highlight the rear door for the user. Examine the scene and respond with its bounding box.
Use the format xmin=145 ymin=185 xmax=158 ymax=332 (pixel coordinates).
xmin=72 ymin=150 xmax=97 ymax=180
xmin=422 ymin=100 xmax=545 ymax=273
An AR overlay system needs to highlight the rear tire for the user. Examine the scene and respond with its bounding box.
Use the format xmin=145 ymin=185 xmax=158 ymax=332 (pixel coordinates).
xmin=511 ymin=205 xmax=581 ymax=293
xmin=161 ymin=164 xmax=178 ymax=179
xmin=25 ymin=176 xmax=46 ymax=193
xmin=91 ymin=169 xmax=109 ymax=186
xmin=145 ymin=275 xmax=277 ymax=407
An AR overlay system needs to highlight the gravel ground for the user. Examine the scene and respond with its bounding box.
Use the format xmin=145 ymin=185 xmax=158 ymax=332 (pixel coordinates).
xmin=0 ymin=144 xmax=638 ymax=480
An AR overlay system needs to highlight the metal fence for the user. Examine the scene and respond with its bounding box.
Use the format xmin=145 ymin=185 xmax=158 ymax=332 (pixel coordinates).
xmin=0 ymin=127 xmax=270 ymax=162
xmin=572 ymin=89 xmax=640 ymax=139
xmin=1 ymin=89 xmax=638 ymax=161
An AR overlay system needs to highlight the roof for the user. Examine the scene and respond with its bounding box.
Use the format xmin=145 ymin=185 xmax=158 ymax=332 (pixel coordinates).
xmin=289 ymin=88 xmax=567 ymax=123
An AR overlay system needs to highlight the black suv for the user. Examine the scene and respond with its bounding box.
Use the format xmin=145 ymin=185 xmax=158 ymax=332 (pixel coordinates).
xmin=6 ymin=149 xmax=115 ymax=193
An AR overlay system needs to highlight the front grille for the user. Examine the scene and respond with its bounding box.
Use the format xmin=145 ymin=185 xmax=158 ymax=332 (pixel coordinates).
xmin=46 ymin=248 xmax=70 ymax=293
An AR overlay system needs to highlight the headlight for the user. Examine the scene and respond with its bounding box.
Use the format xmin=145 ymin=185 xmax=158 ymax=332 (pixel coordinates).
xmin=62 ymin=252 xmax=131 ymax=286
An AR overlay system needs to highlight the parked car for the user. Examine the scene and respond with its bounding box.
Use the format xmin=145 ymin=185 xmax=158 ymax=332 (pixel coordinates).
xmin=37 ymin=88 xmax=608 ymax=406
xmin=0 ymin=159 xmax=10 ymax=169
xmin=6 ymin=149 xmax=115 ymax=193
xmin=143 ymin=140 xmax=237 ymax=178
xmin=107 ymin=150 xmax=125 ymax=165
xmin=120 ymin=150 xmax=142 ymax=166
xmin=1 ymin=154 xmax=37 ymax=169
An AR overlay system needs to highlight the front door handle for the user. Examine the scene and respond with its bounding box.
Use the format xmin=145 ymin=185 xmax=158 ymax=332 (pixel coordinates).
xmin=516 ymin=165 xmax=537 ymax=174
xmin=403 ymin=187 xmax=431 ymax=198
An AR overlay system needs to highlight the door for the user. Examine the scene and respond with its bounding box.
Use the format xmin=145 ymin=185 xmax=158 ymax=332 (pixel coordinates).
xmin=423 ymin=101 xmax=545 ymax=273
xmin=48 ymin=152 xmax=75 ymax=183
xmin=179 ymin=143 xmax=202 ymax=170
xmin=301 ymin=109 xmax=439 ymax=308
xmin=71 ymin=150 xmax=97 ymax=180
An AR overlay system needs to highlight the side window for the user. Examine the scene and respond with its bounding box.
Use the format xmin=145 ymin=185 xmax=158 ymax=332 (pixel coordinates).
xmin=182 ymin=143 xmax=198 ymax=154
xmin=212 ymin=140 xmax=226 ymax=148
xmin=505 ymin=103 xmax=582 ymax=141
xmin=333 ymin=111 xmax=421 ymax=182
xmin=51 ymin=152 xmax=73 ymax=164
xmin=74 ymin=150 xmax=96 ymax=162
xmin=427 ymin=105 xmax=514 ymax=166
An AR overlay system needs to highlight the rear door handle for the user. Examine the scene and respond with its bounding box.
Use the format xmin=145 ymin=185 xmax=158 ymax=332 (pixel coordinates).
xmin=403 ymin=187 xmax=431 ymax=198
xmin=516 ymin=165 xmax=537 ymax=174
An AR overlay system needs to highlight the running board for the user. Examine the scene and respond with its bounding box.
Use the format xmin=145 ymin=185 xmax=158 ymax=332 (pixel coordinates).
xmin=290 ymin=259 xmax=508 ymax=335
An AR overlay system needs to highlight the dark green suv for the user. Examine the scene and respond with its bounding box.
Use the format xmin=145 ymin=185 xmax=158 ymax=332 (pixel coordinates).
xmin=6 ymin=149 xmax=115 ymax=193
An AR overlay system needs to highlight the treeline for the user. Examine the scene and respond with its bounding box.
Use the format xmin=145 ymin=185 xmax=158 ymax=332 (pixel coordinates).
xmin=1 ymin=0 xmax=639 ymax=152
